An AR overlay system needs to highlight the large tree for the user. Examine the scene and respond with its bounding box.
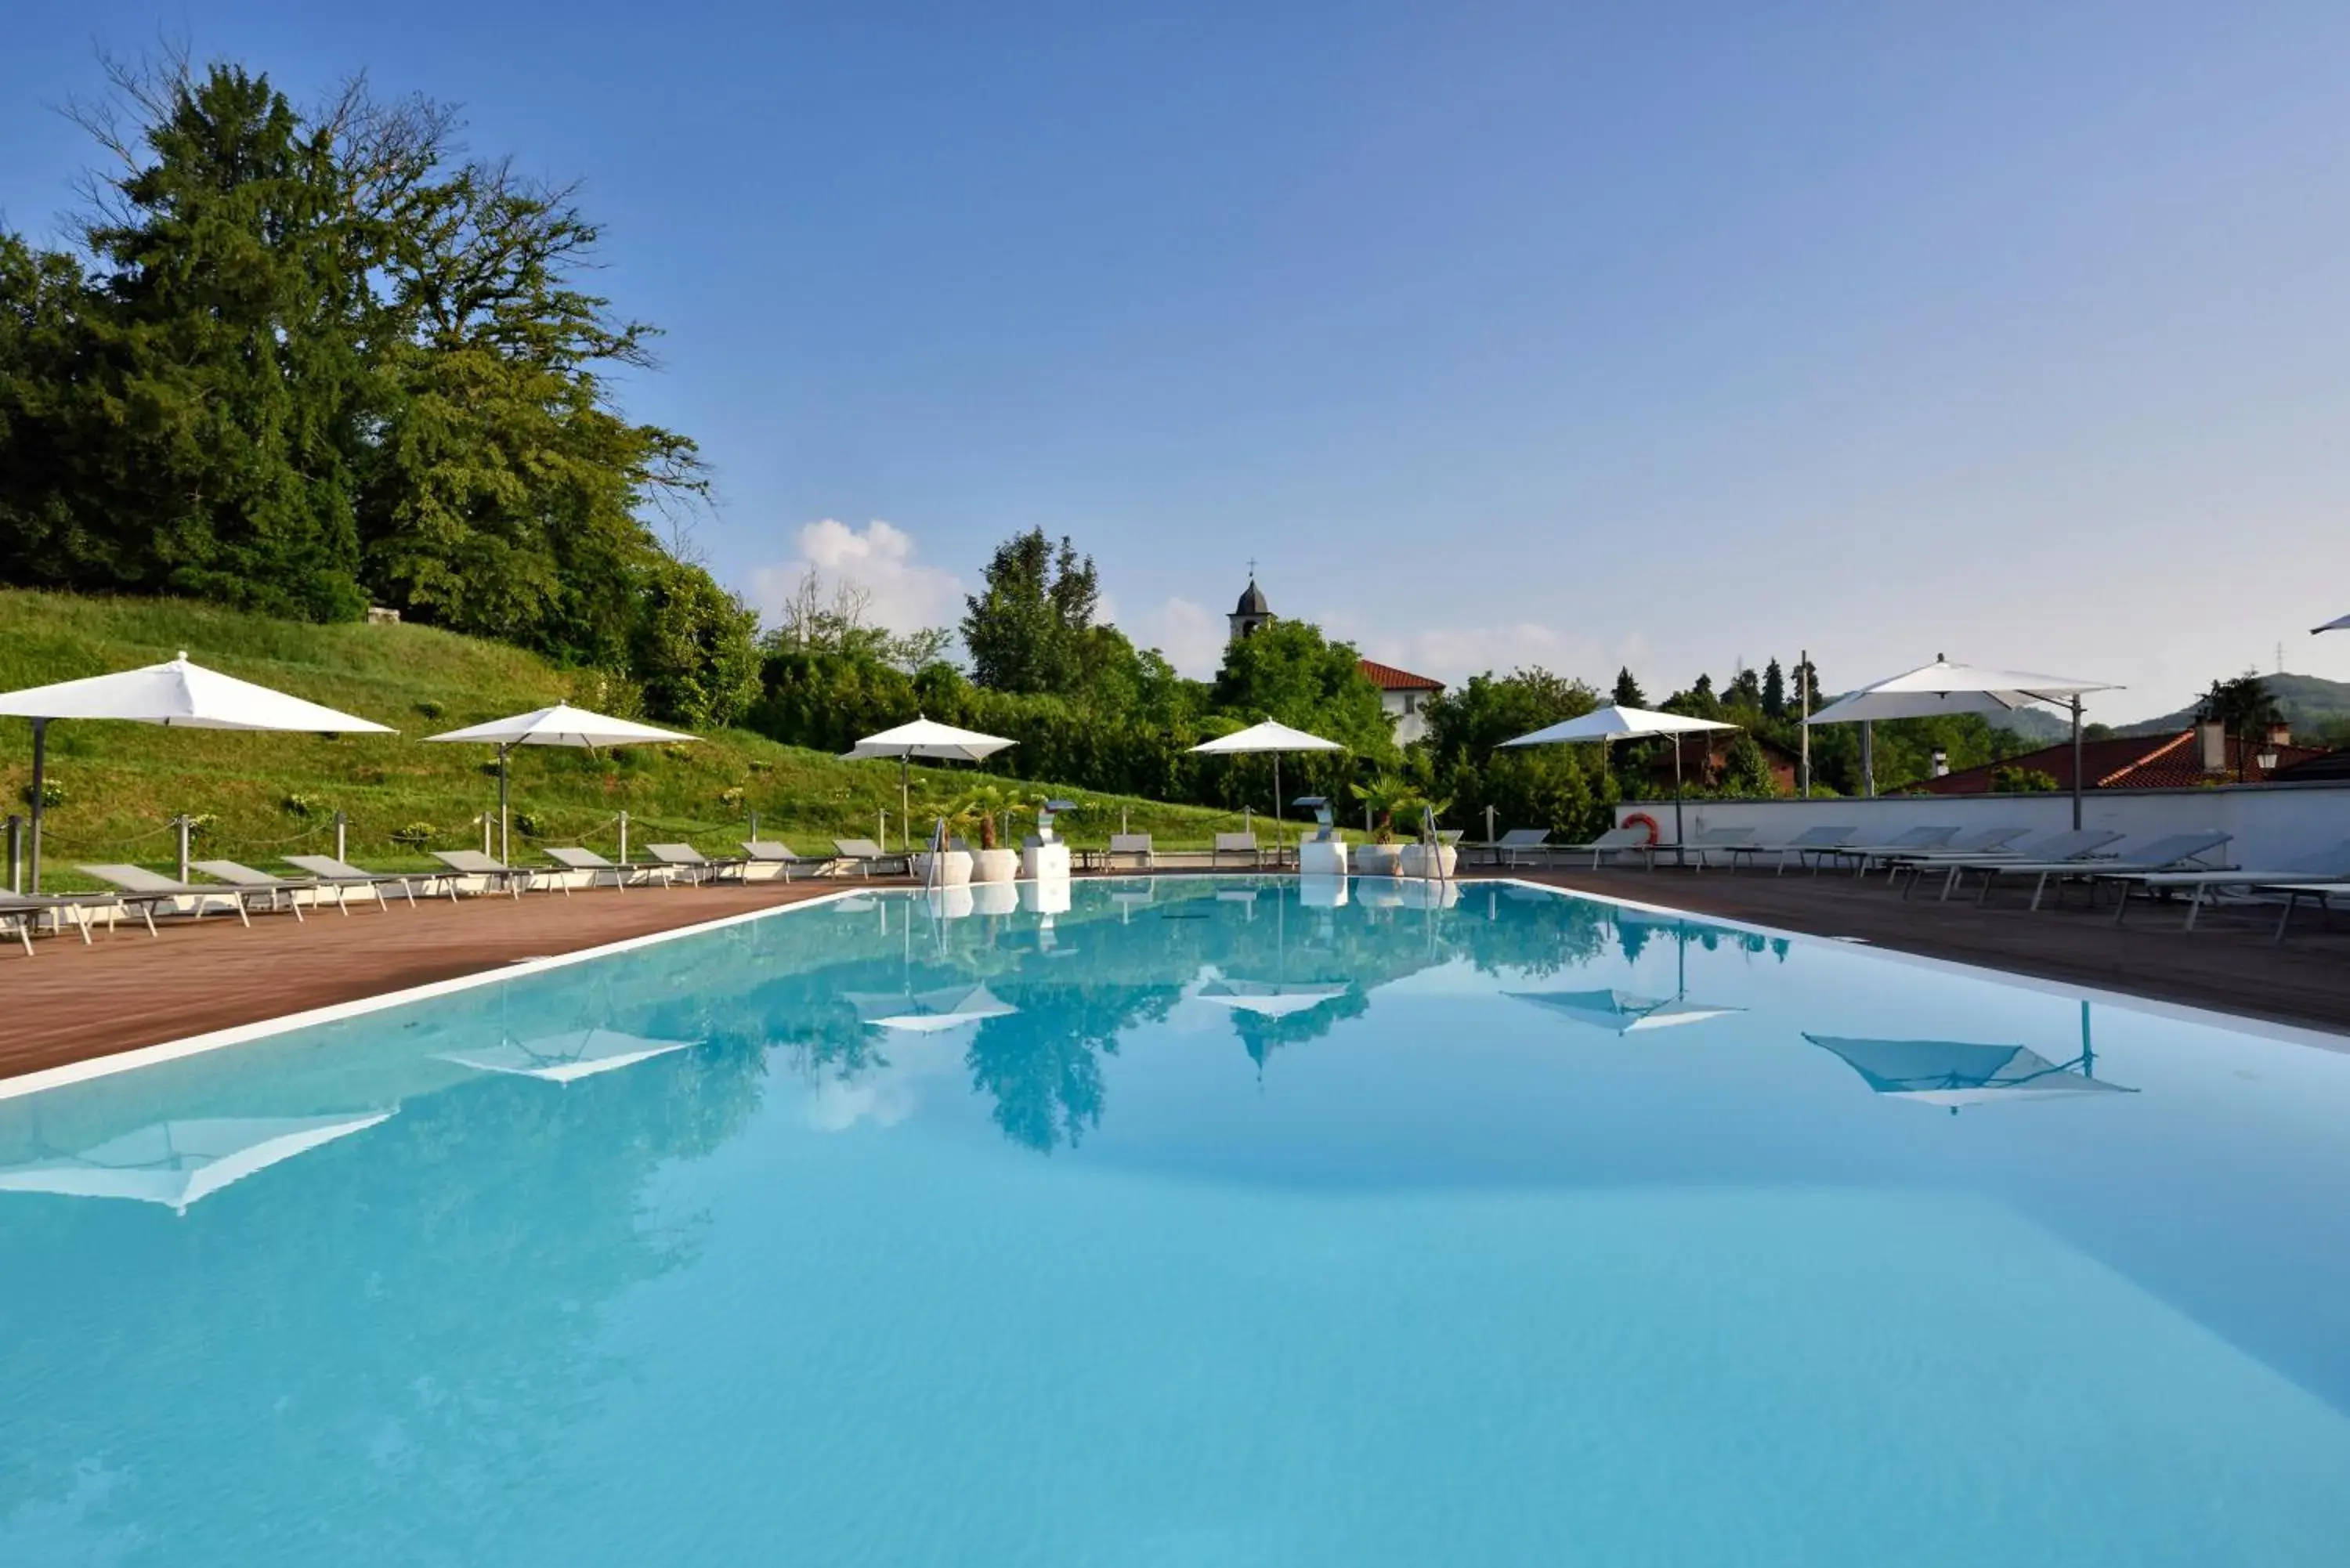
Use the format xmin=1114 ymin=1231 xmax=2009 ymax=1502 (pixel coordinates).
xmin=960 ymin=528 xmax=1104 ymax=695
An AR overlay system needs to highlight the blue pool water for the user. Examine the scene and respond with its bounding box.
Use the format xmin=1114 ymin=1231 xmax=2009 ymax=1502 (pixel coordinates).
xmin=4 ymin=876 xmax=2349 ymax=1565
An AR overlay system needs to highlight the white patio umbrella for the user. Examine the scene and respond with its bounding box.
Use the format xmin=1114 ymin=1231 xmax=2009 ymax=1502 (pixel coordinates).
xmin=0 ymin=1111 xmax=394 ymax=1212
xmin=426 ymin=703 xmax=696 ymax=865
xmin=1195 ymin=978 xmax=1350 ymax=1017
xmin=844 ymin=717 xmax=1017 ymax=851
xmin=1500 ymin=705 xmax=1740 ymax=863
xmin=0 ymin=652 xmax=394 ymax=893
xmin=1802 ymin=656 xmax=2120 ymax=827
xmin=1189 ymin=720 xmax=1343 ymax=862
xmin=1505 ymin=988 xmax=1742 ymax=1033
xmin=436 ymin=1028 xmax=697 ymax=1084
xmin=1804 ymin=1035 xmax=2136 ymax=1115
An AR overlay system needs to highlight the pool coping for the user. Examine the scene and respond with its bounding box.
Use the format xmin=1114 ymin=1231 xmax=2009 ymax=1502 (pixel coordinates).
xmin=5 ymin=871 xmax=2341 ymax=1104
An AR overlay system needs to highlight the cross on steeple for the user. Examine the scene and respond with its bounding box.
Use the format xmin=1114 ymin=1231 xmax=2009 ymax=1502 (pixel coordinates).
xmin=1246 ymin=556 xmax=1257 ymax=578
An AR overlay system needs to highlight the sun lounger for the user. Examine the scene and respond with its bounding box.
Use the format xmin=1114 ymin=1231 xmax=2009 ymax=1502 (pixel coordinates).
xmin=282 ymin=855 xmax=423 ymax=910
xmin=1474 ymin=828 xmax=1550 ymax=868
xmin=539 ymin=846 xmax=658 ymax=891
xmin=1720 ymin=825 xmax=1858 ymax=875
xmin=1963 ymin=832 xmax=2232 ymax=911
xmin=2263 ymin=881 xmax=2350 ymax=944
xmin=645 ymin=844 xmax=743 ymax=884
xmin=1105 ymin=833 xmax=1155 ymax=869
xmin=189 ymin=859 xmax=321 ymax=919
xmin=1546 ymin=826 xmax=1652 ymax=869
xmin=833 ymin=839 xmax=910 ymax=878
xmin=1878 ymin=827 xmax=2067 ymax=894
xmin=78 ymin=864 xmax=279 ymax=927
xmin=1813 ymin=825 xmax=1965 ymax=876
xmin=1912 ymin=829 xmax=2128 ymax=902
xmin=0 ymin=893 xmax=104 ymax=954
xmin=742 ymin=840 xmax=845 ymax=880
xmin=1213 ymin=832 xmax=1262 ymax=869
xmin=1644 ymin=826 xmax=1756 ymax=871
xmin=2110 ymin=841 xmax=2350 ymax=930
xmin=427 ymin=849 xmax=538 ymax=898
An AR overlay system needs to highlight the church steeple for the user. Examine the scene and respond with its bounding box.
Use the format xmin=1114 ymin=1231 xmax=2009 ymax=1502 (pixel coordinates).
xmin=1228 ymin=563 xmax=1274 ymax=643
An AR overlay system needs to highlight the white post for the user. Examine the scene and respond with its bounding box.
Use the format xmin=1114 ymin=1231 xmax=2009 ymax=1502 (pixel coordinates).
xmin=334 ymin=810 xmax=348 ymax=864
xmin=1484 ymin=804 xmax=1496 ymax=845
xmin=175 ymin=814 xmax=191 ymax=883
xmin=1861 ymin=721 xmax=1875 ymax=798
xmin=480 ymin=812 xmax=492 ymax=858
xmin=497 ymin=744 xmax=511 ymax=865
xmin=618 ymin=810 xmax=629 ymax=864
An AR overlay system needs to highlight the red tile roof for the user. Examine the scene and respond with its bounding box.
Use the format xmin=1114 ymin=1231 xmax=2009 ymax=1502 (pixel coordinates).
xmin=1358 ymin=659 xmax=1444 ymax=692
xmin=1918 ymin=730 xmax=2329 ymax=793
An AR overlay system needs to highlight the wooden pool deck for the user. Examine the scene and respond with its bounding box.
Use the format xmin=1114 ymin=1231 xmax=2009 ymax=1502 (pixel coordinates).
xmin=2 ymin=865 xmax=2344 ymax=1089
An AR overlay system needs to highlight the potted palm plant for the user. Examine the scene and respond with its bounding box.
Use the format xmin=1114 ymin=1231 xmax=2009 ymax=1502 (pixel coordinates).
xmin=956 ymin=786 xmax=1022 ymax=884
xmin=1347 ymin=775 xmax=1414 ymax=876
xmin=909 ymin=795 xmax=974 ymax=887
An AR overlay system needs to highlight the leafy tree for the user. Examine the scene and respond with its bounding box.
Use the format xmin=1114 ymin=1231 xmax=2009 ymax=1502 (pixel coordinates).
xmin=1725 ymin=667 xmax=1763 ymax=713
xmin=2197 ymin=670 xmax=2283 ymax=782
xmin=1209 ymin=619 xmax=1394 ymax=757
xmin=1990 ymin=764 xmax=2059 ymax=793
xmin=960 ymin=528 xmax=1103 ymax=695
xmin=627 ymin=558 xmax=761 ymax=727
xmin=764 ymin=564 xmax=950 ymax=672
xmin=1611 ymin=667 xmax=1646 ymax=708
xmin=1719 ymin=734 xmax=1779 ymax=797
xmin=1761 ymin=658 xmax=1786 ymax=718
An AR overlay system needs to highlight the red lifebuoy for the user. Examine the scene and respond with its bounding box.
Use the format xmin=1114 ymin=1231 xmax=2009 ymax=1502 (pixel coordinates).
xmin=1622 ymin=812 xmax=1661 ymax=845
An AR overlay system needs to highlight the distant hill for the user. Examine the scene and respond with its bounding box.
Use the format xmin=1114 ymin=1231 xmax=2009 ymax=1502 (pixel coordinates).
xmin=2107 ymin=673 xmax=2350 ymax=740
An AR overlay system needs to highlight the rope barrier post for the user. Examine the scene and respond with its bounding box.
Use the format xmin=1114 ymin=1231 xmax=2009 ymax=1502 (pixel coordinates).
xmin=618 ymin=811 xmax=629 ymax=865
xmin=749 ymin=809 xmax=758 ymax=844
xmin=5 ymin=814 xmax=20 ymax=895
xmin=334 ymin=810 xmax=347 ymax=864
xmin=479 ymin=812 xmax=492 ymax=858
xmin=175 ymin=814 xmax=191 ymax=883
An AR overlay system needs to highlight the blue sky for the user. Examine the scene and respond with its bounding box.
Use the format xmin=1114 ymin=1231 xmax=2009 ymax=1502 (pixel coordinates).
xmin=6 ymin=2 xmax=2349 ymax=720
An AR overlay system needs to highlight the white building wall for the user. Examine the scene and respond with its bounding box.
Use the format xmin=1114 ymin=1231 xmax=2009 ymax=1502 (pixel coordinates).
xmin=1383 ymin=690 xmax=1430 ymax=744
xmin=1614 ymin=782 xmax=2350 ymax=870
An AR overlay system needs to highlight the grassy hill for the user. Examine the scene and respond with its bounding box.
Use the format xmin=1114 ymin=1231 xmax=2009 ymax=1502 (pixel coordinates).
xmin=0 ymin=591 xmax=1244 ymax=890
xmin=2109 ymin=673 xmax=2350 ymax=742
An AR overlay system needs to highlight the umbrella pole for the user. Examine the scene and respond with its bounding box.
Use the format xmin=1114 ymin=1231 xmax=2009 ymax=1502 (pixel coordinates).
xmin=499 ymin=744 xmax=512 ymax=865
xmin=27 ymin=717 xmax=45 ymax=896
xmin=1673 ymin=737 xmax=1686 ymax=867
xmin=2069 ymin=696 xmax=2084 ymax=831
xmin=1274 ymin=753 xmax=1282 ymax=869
xmin=900 ymin=753 xmax=910 ymax=854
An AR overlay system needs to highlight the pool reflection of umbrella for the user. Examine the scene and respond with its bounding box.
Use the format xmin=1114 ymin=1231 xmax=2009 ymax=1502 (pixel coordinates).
xmin=0 ymin=1111 xmax=393 ymax=1212
xmin=848 ymin=984 xmax=1018 ymax=1033
xmin=1195 ymin=977 xmax=1350 ymax=1017
xmin=1506 ymin=988 xmax=1742 ymax=1033
xmin=1805 ymin=1035 xmax=2137 ymax=1112
xmin=439 ymin=1028 xmax=696 ymax=1084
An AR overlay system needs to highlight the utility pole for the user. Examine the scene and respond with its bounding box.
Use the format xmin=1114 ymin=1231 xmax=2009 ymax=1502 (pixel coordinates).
xmin=1799 ymin=648 xmax=1811 ymax=799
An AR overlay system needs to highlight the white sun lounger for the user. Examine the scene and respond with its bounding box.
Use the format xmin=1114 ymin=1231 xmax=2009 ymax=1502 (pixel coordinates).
xmin=0 ymin=893 xmax=105 ymax=954
xmin=1915 ymin=830 xmax=2127 ymax=902
xmin=1882 ymin=827 xmax=2070 ymax=895
xmin=1815 ymin=825 xmax=1964 ymax=876
xmin=1720 ymin=825 xmax=1858 ymax=875
xmin=1548 ymin=826 xmax=1652 ymax=869
xmin=2113 ymin=841 xmax=2350 ymax=930
xmin=1213 ymin=833 xmax=1262 ymax=869
xmin=428 ymin=849 xmax=537 ymax=898
xmin=833 ymin=839 xmax=910 ymax=877
xmin=2264 ymin=881 xmax=2350 ymax=944
xmin=283 ymin=855 xmax=424 ymax=910
xmin=742 ymin=841 xmax=845 ymax=880
xmin=1643 ymin=826 xmax=1756 ymax=871
xmin=1477 ymin=828 xmax=1550 ymax=868
xmin=1963 ymin=832 xmax=2233 ymax=911
xmin=540 ymin=846 xmax=662 ymax=891
xmin=78 ymin=864 xmax=284 ymax=927
xmin=645 ymin=844 xmax=743 ymax=884
xmin=1104 ymin=833 xmax=1155 ymax=869
xmin=189 ymin=860 xmax=323 ymax=919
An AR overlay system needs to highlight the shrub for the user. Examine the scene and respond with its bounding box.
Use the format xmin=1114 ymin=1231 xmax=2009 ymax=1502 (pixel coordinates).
xmin=390 ymin=822 xmax=436 ymax=847
xmin=414 ymin=699 xmax=445 ymax=721
xmin=280 ymin=792 xmax=322 ymax=817
xmin=513 ymin=812 xmax=543 ymax=838
xmin=19 ymin=779 xmax=64 ymax=809
xmin=1990 ymin=765 xmax=2060 ymax=793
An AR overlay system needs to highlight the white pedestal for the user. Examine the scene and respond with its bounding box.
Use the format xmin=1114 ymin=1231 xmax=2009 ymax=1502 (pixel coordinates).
xmin=1021 ymin=840 xmax=1071 ymax=880
xmin=971 ymin=848 xmax=1019 ymax=884
xmin=1298 ymin=838 xmax=1348 ymax=877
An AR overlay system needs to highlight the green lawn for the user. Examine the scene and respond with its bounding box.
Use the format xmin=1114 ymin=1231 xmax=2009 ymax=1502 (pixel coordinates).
xmin=0 ymin=590 xmax=1247 ymax=890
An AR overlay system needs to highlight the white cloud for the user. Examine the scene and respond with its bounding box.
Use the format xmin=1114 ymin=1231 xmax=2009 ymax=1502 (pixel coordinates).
xmin=1129 ymin=596 xmax=1227 ymax=677
xmin=747 ymin=519 xmax=964 ymax=634
xmin=1319 ymin=613 xmax=1650 ymax=689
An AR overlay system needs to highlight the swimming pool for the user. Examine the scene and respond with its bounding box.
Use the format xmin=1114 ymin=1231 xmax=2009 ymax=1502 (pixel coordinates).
xmin=3 ymin=876 xmax=2348 ymax=1565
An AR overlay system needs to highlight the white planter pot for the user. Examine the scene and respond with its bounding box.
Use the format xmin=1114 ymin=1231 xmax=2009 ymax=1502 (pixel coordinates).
xmin=1398 ymin=844 xmax=1458 ymax=880
xmin=1298 ymin=839 xmax=1349 ymax=878
xmin=971 ymin=847 xmax=1020 ymax=884
xmin=1354 ymin=844 xmax=1403 ymax=877
xmin=911 ymin=850 xmax=973 ymax=887
xmin=1398 ymin=877 xmax=1462 ymax=910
